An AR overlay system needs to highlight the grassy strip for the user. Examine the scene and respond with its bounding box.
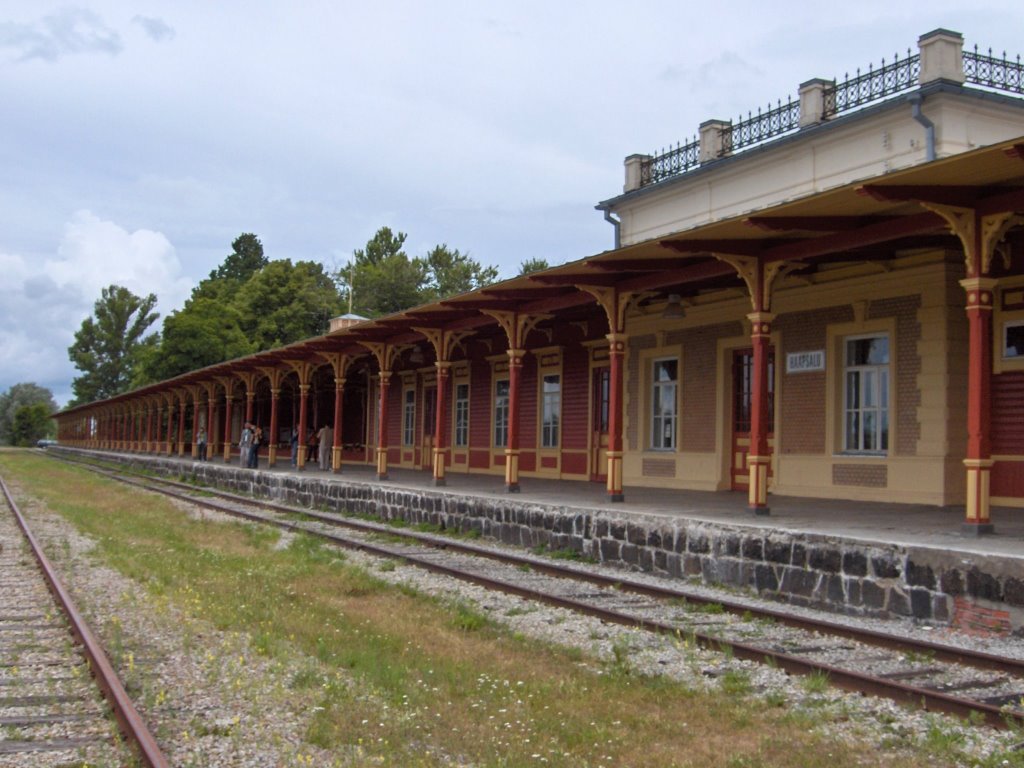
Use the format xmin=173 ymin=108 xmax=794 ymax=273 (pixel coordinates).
xmin=1 ymin=450 xmax=1014 ymax=767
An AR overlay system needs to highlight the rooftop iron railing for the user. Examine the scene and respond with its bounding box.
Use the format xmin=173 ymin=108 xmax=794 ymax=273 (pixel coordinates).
xmin=639 ymin=43 xmax=1022 ymax=189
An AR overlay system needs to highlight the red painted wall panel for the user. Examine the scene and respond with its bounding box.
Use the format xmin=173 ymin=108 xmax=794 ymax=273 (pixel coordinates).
xmin=992 ymin=372 xmax=1024 ymax=454
xmin=561 ymin=345 xmax=589 ymax=451
xmin=470 ymin=355 xmax=492 ymax=450
xmin=562 ymin=452 xmax=587 ymax=475
xmin=992 ymin=460 xmax=1024 ymax=497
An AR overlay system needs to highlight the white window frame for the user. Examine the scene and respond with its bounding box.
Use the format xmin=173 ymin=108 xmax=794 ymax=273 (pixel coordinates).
xmin=454 ymin=382 xmax=470 ymax=448
xmin=493 ymin=379 xmax=509 ymax=448
xmin=402 ymin=388 xmax=415 ymax=447
xmin=541 ymin=373 xmax=561 ymax=448
xmin=650 ymin=357 xmax=678 ymax=451
xmin=842 ymin=334 xmax=889 ymax=454
xmin=1003 ymin=319 xmax=1024 ymax=360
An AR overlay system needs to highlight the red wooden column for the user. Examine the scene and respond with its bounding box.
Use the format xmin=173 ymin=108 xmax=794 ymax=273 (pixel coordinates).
xmin=362 ymin=344 xmax=398 ymax=481
xmin=156 ymin=404 xmax=164 ymax=454
xmin=297 ymin=384 xmax=310 ymax=470
xmin=332 ymin=377 xmax=344 ymax=472
xmin=961 ymin=277 xmax=997 ymax=535
xmin=415 ymin=329 xmax=470 ymax=487
xmin=245 ymin=381 xmax=256 ymax=425
xmin=483 ymin=312 xmax=545 ymax=494
xmin=606 ymin=332 xmax=627 ymax=502
xmin=222 ymin=394 xmax=234 ymax=462
xmin=206 ymin=388 xmax=216 ymax=458
xmin=376 ymin=372 xmax=392 ymax=480
xmin=176 ymin=395 xmax=187 ymax=456
xmin=268 ymin=388 xmax=281 ymax=467
xmin=316 ymin=353 xmax=353 ymax=474
xmin=433 ymin=361 xmax=450 ymax=486
xmin=747 ymin=311 xmax=774 ymax=516
xmin=505 ymin=348 xmax=525 ymax=492
xmin=190 ymin=389 xmax=200 ymax=459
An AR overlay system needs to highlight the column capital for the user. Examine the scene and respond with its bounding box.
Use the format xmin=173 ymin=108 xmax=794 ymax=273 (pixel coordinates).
xmin=299 ymin=383 xmax=311 ymax=395
xmin=270 ymin=387 xmax=281 ymax=398
xmin=334 ymin=377 xmax=347 ymax=389
xmin=605 ymin=332 xmax=629 ymax=352
xmin=959 ymin=277 xmax=998 ymax=310
xmin=435 ymin=360 xmax=452 ymax=372
xmin=507 ymin=348 xmax=526 ymax=364
xmin=746 ymin=311 xmax=775 ymax=336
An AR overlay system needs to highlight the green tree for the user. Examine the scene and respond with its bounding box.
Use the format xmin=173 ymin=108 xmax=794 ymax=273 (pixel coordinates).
xmin=192 ymin=233 xmax=268 ymax=302
xmin=134 ymin=299 xmax=253 ymax=384
xmin=235 ymin=260 xmax=343 ymax=349
xmin=10 ymin=402 xmax=52 ymax=446
xmin=518 ymin=258 xmax=550 ymax=276
xmin=337 ymin=227 xmax=428 ymax=318
xmin=422 ymin=244 xmax=499 ymax=301
xmin=0 ymin=382 xmax=57 ymax=444
xmin=68 ymin=285 xmax=159 ymax=405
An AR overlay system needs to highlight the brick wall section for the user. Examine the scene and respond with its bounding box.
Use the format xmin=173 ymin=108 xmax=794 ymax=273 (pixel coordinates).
xmin=666 ymin=322 xmax=742 ymax=453
xmin=67 ymin=447 xmax=1024 ymax=636
xmin=832 ymin=464 xmax=888 ymax=487
xmin=642 ymin=457 xmax=676 ymax=477
xmin=626 ymin=334 xmax=656 ymax=450
xmin=868 ymin=295 xmax=922 ymax=456
xmin=775 ymin=305 xmax=853 ymax=454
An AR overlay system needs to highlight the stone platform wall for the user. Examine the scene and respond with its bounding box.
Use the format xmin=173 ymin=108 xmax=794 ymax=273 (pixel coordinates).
xmin=58 ymin=448 xmax=1023 ymax=635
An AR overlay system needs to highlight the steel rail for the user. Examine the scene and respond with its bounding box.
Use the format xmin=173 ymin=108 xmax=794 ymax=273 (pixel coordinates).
xmin=59 ymin=452 xmax=1024 ymax=676
xmin=0 ymin=474 xmax=171 ymax=768
xmin=55 ymin=454 xmax=1024 ymax=729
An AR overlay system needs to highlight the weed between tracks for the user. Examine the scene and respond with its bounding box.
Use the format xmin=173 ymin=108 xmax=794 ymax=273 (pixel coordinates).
xmin=2 ymin=450 xmax=1021 ymax=768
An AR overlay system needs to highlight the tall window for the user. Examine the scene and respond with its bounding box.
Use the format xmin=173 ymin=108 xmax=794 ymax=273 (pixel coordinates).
xmin=494 ymin=379 xmax=509 ymax=447
xmin=402 ymin=389 xmax=415 ymax=446
xmin=541 ymin=374 xmax=561 ymax=448
xmin=651 ymin=358 xmax=678 ymax=450
xmin=454 ymin=383 xmax=469 ymax=448
xmin=844 ymin=335 xmax=889 ymax=453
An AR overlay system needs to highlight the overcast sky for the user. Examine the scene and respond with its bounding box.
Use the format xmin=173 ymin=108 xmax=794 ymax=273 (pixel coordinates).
xmin=2 ymin=1 xmax=1023 ymax=407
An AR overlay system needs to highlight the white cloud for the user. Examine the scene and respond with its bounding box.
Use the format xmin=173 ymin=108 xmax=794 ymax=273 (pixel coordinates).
xmin=132 ymin=15 xmax=175 ymax=43
xmin=50 ymin=210 xmax=192 ymax=318
xmin=0 ymin=212 xmax=192 ymax=407
xmin=0 ymin=7 xmax=122 ymax=63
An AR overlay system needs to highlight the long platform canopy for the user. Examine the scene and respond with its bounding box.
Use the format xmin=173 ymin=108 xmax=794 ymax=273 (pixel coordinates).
xmin=58 ymin=136 xmax=1024 ymax=417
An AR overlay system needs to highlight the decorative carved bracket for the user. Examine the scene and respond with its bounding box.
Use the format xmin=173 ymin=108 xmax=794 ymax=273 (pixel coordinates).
xmin=710 ymin=253 xmax=790 ymax=312
xmin=360 ymin=342 xmax=398 ymax=375
xmin=317 ymin=352 xmax=355 ymax=382
xmin=482 ymin=310 xmax=551 ymax=349
xmin=283 ymin=359 xmax=319 ymax=386
xmin=576 ymin=286 xmax=639 ymax=334
xmin=414 ymin=328 xmax=474 ymax=363
xmin=981 ymin=212 xmax=1022 ymax=274
xmin=922 ymin=202 xmax=977 ymax=273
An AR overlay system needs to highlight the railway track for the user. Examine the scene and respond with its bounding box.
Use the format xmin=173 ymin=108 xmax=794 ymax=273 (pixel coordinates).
xmin=52 ymin=452 xmax=1024 ymax=730
xmin=0 ymin=474 xmax=170 ymax=767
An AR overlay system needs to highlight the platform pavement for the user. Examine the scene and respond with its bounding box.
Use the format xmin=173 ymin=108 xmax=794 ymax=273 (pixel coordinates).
xmin=127 ymin=450 xmax=1024 ymax=560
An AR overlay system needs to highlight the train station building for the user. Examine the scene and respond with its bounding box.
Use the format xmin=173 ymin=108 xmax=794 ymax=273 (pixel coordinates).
xmin=55 ymin=29 xmax=1024 ymax=537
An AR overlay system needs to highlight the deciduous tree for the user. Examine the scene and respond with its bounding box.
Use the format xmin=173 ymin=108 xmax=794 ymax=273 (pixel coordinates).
xmin=67 ymin=285 xmax=159 ymax=405
xmin=0 ymin=382 xmax=57 ymax=444
xmin=10 ymin=402 xmax=52 ymax=446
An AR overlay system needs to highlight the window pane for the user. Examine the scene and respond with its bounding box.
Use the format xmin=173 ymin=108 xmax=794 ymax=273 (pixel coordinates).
xmin=846 ymin=372 xmax=859 ymax=409
xmin=846 ymin=412 xmax=859 ymax=450
xmin=1006 ymin=324 xmax=1024 ymax=358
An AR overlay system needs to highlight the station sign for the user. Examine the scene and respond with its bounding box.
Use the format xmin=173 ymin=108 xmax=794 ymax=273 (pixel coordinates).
xmin=786 ymin=350 xmax=825 ymax=373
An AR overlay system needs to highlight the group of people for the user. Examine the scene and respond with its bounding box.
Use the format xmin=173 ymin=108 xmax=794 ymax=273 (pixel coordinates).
xmin=289 ymin=424 xmax=333 ymax=470
xmin=239 ymin=422 xmax=264 ymax=469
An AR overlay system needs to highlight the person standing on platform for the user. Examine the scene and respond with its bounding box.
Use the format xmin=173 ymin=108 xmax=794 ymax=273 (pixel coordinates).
xmin=307 ymin=428 xmax=318 ymax=466
xmin=249 ymin=425 xmax=262 ymax=468
xmin=239 ymin=422 xmax=253 ymax=468
xmin=317 ymin=423 xmax=332 ymax=471
xmin=290 ymin=427 xmax=299 ymax=467
xmin=197 ymin=427 xmax=207 ymax=462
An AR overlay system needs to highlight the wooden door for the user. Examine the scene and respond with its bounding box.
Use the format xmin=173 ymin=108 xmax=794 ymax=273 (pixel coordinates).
xmin=731 ymin=349 xmax=775 ymax=491
xmin=590 ymin=367 xmax=610 ymax=482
